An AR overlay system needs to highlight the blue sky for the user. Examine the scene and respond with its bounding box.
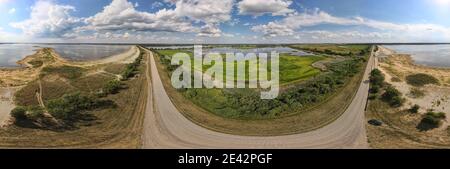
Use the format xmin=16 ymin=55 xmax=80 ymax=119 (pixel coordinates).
xmin=1 ymin=0 xmax=450 ymax=43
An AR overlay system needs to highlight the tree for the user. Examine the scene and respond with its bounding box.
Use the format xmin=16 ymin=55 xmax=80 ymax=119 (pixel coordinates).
xmin=11 ymin=107 xmax=27 ymax=121
xmin=409 ymin=104 xmax=420 ymax=113
xmin=370 ymin=69 xmax=385 ymax=87
xmin=418 ymin=112 xmax=446 ymax=129
xmin=382 ymin=86 xmax=404 ymax=107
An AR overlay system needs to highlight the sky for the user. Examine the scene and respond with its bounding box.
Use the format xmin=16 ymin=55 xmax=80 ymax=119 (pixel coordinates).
xmin=1 ymin=0 xmax=450 ymax=43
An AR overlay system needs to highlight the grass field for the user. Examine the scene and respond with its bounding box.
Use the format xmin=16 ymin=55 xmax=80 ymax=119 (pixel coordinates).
xmin=155 ymin=49 xmax=325 ymax=85
xmin=0 ymin=48 xmax=146 ymax=148
xmin=150 ymin=45 xmax=369 ymax=135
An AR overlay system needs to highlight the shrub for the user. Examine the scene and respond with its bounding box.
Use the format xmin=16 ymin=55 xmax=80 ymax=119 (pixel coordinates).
xmin=370 ymin=85 xmax=380 ymax=93
xmin=121 ymin=52 xmax=143 ymax=80
xmin=381 ymin=86 xmax=404 ymax=107
xmin=368 ymin=94 xmax=378 ymax=100
xmin=11 ymin=107 xmax=27 ymax=121
xmin=406 ymin=73 xmax=439 ymax=87
xmin=409 ymin=104 xmax=420 ymax=113
xmin=418 ymin=112 xmax=446 ymax=130
xmin=103 ymin=80 xmax=122 ymax=94
xmin=47 ymin=92 xmax=98 ymax=120
xmin=369 ymin=69 xmax=385 ymax=87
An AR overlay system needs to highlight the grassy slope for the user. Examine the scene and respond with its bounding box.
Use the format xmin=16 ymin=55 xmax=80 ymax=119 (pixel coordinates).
xmin=0 ymin=54 xmax=146 ymax=148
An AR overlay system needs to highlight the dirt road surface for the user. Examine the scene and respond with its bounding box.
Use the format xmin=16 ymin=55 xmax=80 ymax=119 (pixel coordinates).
xmin=142 ymin=47 xmax=375 ymax=148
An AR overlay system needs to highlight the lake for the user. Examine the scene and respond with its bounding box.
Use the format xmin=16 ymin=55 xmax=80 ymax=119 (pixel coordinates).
xmin=0 ymin=44 xmax=131 ymax=67
xmin=386 ymin=45 xmax=450 ymax=67
xmin=0 ymin=44 xmax=38 ymax=67
xmin=42 ymin=45 xmax=131 ymax=61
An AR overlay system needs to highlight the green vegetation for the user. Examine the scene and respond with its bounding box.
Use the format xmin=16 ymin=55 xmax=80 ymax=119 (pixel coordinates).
xmin=279 ymin=55 xmax=324 ymax=84
xmin=102 ymin=80 xmax=123 ymax=95
xmin=381 ymin=86 xmax=404 ymax=107
xmin=121 ymin=51 xmax=144 ymax=80
xmin=290 ymin=44 xmax=370 ymax=56
xmin=369 ymin=69 xmax=385 ymax=93
xmin=11 ymin=107 xmax=27 ymax=121
xmin=406 ymin=73 xmax=439 ymax=87
xmin=409 ymin=104 xmax=420 ymax=113
xmin=418 ymin=112 xmax=446 ymax=130
xmin=42 ymin=65 xmax=85 ymax=80
xmin=155 ymin=49 xmax=326 ymax=85
xmin=155 ymin=46 xmax=366 ymax=119
xmin=47 ymin=92 xmax=113 ymax=121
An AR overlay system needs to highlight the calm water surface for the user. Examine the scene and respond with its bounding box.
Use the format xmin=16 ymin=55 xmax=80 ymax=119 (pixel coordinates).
xmin=0 ymin=44 xmax=38 ymax=67
xmin=0 ymin=44 xmax=131 ymax=67
xmin=386 ymin=45 xmax=450 ymax=67
xmin=43 ymin=45 xmax=130 ymax=61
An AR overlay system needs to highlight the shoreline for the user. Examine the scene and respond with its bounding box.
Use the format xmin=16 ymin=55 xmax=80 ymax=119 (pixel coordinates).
xmin=376 ymin=45 xmax=450 ymax=122
xmin=381 ymin=45 xmax=450 ymax=70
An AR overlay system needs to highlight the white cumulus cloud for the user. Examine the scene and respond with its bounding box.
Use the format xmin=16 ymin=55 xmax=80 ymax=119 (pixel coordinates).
xmin=10 ymin=0 xmax=82 ymax=38
xmin=252 ymin=9 xmax=450 ymax=41
xmin=238 ymin=0 xmax=294 ymax=16
xmin=8 ymin=8 xmax=16 ymax=14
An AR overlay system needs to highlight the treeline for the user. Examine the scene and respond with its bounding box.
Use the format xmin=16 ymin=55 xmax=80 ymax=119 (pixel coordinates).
xmin=298 ymin=48 xmax=370 ymax=57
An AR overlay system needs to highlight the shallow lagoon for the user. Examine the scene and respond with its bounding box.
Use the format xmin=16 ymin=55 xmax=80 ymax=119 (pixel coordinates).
xmin=386 ymin=45 xmax=450 ymax=67
xmin=43 ymin=45 xmax=130 ymax=61
xmin=0 ymin=44 xmax=131 ymax=67
xmin=0 ymin=44 xmax=38 ymax=67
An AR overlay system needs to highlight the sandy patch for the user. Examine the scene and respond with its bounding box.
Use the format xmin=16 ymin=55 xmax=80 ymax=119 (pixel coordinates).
xmin=0 ymin=87 xmax=16 ymax=127
xmin=376 ymin=46 xmax=450 ymax=126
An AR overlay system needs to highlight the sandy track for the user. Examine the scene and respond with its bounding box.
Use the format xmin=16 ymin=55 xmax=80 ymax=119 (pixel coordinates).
xmin=142 ymin=47 xmax=374 ymax=148
xmin=0 ymin=88 xmax=15 ymax=126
